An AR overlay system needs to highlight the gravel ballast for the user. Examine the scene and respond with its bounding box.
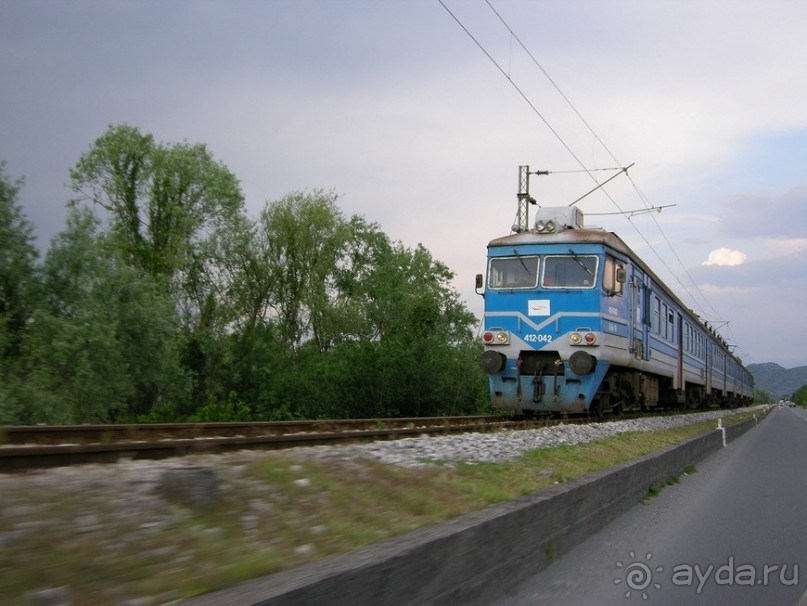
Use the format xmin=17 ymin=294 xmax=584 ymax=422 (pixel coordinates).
xmin=290 ymin=408 xmax=753 ymax=467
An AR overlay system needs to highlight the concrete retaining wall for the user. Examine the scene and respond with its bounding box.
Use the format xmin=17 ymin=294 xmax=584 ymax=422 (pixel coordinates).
xmin=183 ymin=411 xmax=770 ymax=606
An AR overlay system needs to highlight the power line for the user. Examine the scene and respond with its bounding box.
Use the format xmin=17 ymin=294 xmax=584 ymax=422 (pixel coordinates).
xmin=437 ymin=0 xmax=600 ymax=187
xmin=483 ymin=0 xmax=624 ymax=171
xmin=441 ymin=0 xmax=732 ymax=337
xmin=484 ymin=0 xmax=729 ymax=327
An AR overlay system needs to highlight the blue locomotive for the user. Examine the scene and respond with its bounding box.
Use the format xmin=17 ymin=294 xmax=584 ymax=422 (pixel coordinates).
xmin=477 ymin=190 xmax=754 ymax=416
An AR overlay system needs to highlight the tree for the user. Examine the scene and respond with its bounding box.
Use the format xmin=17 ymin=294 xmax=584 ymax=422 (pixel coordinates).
xmin=21 ymin=209 xmax=189 ymax=423
xmin=352 ymin=242 xmax=483 ymax=417
xmin=753 ymin=387 xmax=774 ymax=404
xmin=258 ymin=190 xmax=357 ymax=352
xmin=0 ymin=163 xmax=41 ymax=422
xmin=0 ymin=163 xmax=39 ymax=359
xmin=9 ymin=127 xmax=489 ymax=423
xmin=69 ymin=125 xmax=246 ymax=414
xmin=69 ymin=124 xmax=245 ymax=301
xmin=213 ymin=190 xmax=486 ymax=419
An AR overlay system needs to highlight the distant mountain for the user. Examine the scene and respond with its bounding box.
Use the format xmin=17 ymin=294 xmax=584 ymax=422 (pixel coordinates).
xmin=748 ymin=363 xmax=807 ymax=399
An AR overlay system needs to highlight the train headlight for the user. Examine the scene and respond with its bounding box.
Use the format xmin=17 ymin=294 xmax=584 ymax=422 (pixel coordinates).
xmin=479 ymin=350 xmax=507 ymax=374
xmin=569 ymin=351 xmax=596 ymax=375
xmin=570 ymin=331 xmax=597 ymax=346
xmin=536 ymin=220 xmax=546 ymax=232
xmin=545 ymin=220 xmax=556 ymax=233
xmin=482 ymin=330 xmax=509 ymax=345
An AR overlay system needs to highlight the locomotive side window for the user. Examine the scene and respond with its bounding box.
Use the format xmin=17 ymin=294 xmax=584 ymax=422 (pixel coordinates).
xmin=603 ymin=256 xmax=625 ymax=296
xmin=488 ymin=256 xmax=539 ymax=289
xmin=667 ymin=309 xmax=675 ymax=342
xmin=652 ymin=296 xmax=661 ymax=334
xmin=542 ymin=255 xmax=598 ymax=288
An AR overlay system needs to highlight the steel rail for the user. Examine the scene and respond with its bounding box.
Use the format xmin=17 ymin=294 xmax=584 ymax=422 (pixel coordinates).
xmin=0 ymin=415 xmax=511 ymax=445
xmin=0 ymin=417 xmax=520 ymax=472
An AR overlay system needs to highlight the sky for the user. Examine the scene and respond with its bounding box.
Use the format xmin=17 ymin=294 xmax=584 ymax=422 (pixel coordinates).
xmin=2 ymin=0 xmax=807 ymax=369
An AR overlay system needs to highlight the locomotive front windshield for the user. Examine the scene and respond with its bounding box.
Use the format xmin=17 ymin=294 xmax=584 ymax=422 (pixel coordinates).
xmin=488 ymin=253 xmax=599 ymax=289
xmin=488 ymin=255 xmax=539 ymax=289
xmin=541 ymin=254 xmax=598 ymax=288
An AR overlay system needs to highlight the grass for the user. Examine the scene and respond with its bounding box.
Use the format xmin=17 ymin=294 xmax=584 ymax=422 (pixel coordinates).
xmin=0 ymin=408 xmax=762 ymax=604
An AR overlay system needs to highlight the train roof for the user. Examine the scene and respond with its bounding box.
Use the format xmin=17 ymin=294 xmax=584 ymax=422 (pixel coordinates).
xmin=488 ymin=224 xmax=631 ymax=254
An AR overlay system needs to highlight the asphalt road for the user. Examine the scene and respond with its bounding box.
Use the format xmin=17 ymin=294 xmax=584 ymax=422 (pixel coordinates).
xmin=489 ymin=406 xmax=807 ymax=606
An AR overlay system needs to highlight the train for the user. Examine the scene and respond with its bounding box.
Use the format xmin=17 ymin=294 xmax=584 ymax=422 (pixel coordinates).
xmin=476 ymin=175 xmax=754 ymax=416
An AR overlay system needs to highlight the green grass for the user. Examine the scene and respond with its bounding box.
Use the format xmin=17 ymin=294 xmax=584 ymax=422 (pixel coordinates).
xmin=0 ymin=408 xmax=762 ymax=603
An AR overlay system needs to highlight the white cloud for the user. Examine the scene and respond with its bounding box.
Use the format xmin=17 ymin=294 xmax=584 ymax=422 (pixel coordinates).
xmin=703 ymin=248 xmax=747 ymax=266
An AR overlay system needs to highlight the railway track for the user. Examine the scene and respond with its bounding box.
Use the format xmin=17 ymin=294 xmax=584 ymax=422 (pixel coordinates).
xmin=0 ymin=416 xmax=522 ymax=472
xmin=0 ymin=409 xmax=717 ymax=472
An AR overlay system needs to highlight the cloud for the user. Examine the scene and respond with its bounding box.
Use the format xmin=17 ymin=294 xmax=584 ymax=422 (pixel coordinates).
xmin=702 ymin=248 xmax=747 ymax=266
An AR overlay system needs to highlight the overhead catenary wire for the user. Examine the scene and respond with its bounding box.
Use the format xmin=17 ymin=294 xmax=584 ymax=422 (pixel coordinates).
xmin=437 ymin=0 xmax=597 ymax=185
xmin=439 ymin=0 xmax=740 ymax=352
xmin=482 ymin=0 xmax=722 ymax=325
xmin=483 ymin=0 xmax=730 ymax=336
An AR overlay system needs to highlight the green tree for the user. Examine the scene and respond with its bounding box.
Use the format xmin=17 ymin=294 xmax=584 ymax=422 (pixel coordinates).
xmin=258 ymin=191 xmax=353 ymax=352
xmin=0 ymin=163 xmax=39 ymax=359
xmin=212 ymin=213 xmax=273 ymax=333
xmin=69 ymin=125 xmax=244 ymax=288
xmin=0 ymin=164 xmax=41 ymax=422
xmin=215 ymin=190 xmax=486 ymax=420
xmin=792 ymin=385 xmax=807 ymax=407
xmin=354 ymin=242 xmax=483 ymax=417
xmin=55 ymin=127 xmax=488 ymax=421
xmin=209 ymin=191 xmax=365 ymax=418
xmin=21 ymin=209 xmax=189 ymax=423
xmin=753 ymin=387 xmax=774 ymax=404
xmin=69 ymin=125 xmax=246 ymax=413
